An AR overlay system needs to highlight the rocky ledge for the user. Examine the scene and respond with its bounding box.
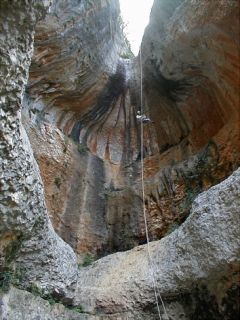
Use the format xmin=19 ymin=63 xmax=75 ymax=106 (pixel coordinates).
xmin=1 ymin=169 xmax=239 ymax=319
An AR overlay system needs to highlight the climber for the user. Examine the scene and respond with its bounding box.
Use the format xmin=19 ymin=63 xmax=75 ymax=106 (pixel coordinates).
xmin=136 ymin=111 xmax=153 ymax=123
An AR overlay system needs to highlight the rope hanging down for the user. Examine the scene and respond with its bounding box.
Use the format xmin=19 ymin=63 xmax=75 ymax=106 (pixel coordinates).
xmin=139 ymin=44 xmax=169 ymax=320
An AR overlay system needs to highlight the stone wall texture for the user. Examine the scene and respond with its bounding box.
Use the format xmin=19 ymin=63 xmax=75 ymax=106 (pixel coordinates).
xmin=23 ymin=0 xmax=240 ymax=259
xmin=0 ymin=0 xmax=239 ymax=319
xmin=0 ymin=0 xmax=78 ymax=298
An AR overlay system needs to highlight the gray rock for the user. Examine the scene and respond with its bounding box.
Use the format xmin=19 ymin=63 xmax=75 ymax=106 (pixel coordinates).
xmin=73 ymin=168 xmax=240 ymax=318
xmin=0 ymin=287 xmax=134 ymax=320
xmin=0 ymin=287 xmax=90 ymax=320
xmin=1 ymin=168 xmax=239 ymax=318
xmin=0 ymin=1 xmax=239 ymax=319
xmin=0 ymin=0 xmax=78 ymax=297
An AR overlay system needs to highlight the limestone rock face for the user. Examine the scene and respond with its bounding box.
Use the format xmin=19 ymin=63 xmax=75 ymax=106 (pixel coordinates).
xmin=23 ymin=0 xmax=137 ymax=259
xmin=132 ymin=0 xmax=240 ymax=244
xmin=73 ymin=169 xmax=240 ymax=319
xmin=1 ymin=170 xmax=239 ymax=319
xmin=27 ymin=0 xmax=127 ymax=127
xmin=0 ymin=287 xmax=90 ymax=320
xmin=24 ymin=0 xmax=240 ymax=259
xmin=142 ymin=0 xmax=239 ymax=161
xmin=0 ymin=287 xmax=132 ymax=320
xmin=0 ymin=0 xmax=78 ymax=296
xmin=0 ymin=0 xmax=239 ymax=319
xmin=21 ymin=118 xmax=109 ymax=261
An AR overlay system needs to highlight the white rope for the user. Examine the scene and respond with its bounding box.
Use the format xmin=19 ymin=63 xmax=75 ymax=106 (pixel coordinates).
xmin=139 ymin=44 xmax=169 ymax=320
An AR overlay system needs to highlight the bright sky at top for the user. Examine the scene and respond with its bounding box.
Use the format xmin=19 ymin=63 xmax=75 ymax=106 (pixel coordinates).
xmin=119 ymin=0 xmax=154 ymax=56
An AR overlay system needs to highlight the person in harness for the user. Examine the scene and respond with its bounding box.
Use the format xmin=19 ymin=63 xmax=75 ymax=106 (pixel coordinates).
xmin=136 ymin=111 xmax=153 ymax=123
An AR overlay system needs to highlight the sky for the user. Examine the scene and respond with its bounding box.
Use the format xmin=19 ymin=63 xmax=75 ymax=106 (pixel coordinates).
xmin=119 ymin=0 xmax=154 ymax=55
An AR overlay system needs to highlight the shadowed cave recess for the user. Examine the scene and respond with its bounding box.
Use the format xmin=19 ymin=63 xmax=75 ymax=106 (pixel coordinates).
xmin=0 ymin=0 xmax=239 ymax=319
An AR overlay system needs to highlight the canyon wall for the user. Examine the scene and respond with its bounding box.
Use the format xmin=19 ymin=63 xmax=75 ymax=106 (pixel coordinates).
xmin=24 ymin=0 xmax=239 ymax=260
xmin=0 ymin=0 xmax=78 ymax=298
xmin=0 ymin=0 xmax=239 ymax=319
xmin=1 ymin=169 xmax=240 ymax=319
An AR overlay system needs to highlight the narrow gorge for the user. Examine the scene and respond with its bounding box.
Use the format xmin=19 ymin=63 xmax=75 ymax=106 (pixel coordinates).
xmin=0 ymin=0 xmax=239 ymax=319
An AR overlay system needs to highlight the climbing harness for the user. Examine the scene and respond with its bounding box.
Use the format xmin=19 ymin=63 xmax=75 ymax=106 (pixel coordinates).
xmin=139 ymin=44 xmax=169 ymax=320
xmin=136 ymin=111 xmax=153 ymax=123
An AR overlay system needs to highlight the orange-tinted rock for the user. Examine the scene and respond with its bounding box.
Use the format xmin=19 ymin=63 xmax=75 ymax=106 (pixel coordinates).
xmin=24 ymin=0 xmax=240 ymax=258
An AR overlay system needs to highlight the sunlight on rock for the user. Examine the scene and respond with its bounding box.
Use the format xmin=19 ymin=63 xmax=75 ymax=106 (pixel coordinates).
xmin=119 ymin=0 xmax=154 ymax=55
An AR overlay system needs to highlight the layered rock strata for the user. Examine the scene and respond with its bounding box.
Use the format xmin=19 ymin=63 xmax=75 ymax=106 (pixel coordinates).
xmin=24 ymin=0 xmax=240 ymax=259
xmin=0 ymin=0 xmax=239 ymax=319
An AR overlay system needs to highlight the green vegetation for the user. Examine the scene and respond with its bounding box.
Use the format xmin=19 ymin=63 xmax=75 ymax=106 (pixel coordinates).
xmin=27 ymin=282 xmax=43 ymax=296
xmin=77 ymin=143 xmax=88 ymax=155
xmin=0 ymin=270 xmax=86 ymax=312
xmin=120 ymin=52 xmax=134 ymax=59
xmin=165 ymin=222 xmax=180 ymax=236
xmin=63 ymin=136 xmax=88 ymax=155
xmin=27 ymin=282 xmax=56 ymax=304
xmin=118 ymin=15 xmax=134 ymax=59
xmin=27 ymin=283 xmax=84 ymax=310
xmin=0 ymin=270 xmax=13 ymax=292
xmin=63 ymin=136 xmax=69 ymax=153
xmin=4 ymin=237 xmax=24 ymax=265
xmin=99 ymin=187 xmax=128 ymax=199
xmin=68 ymin=305 xmax=84 ymax=313
xmin=82 ymin=253 xmax=95 ymax=267
xmin=79 ymin=253 xmax=96 ymax=267
xmin=43 ymin=293 xmax=59 ymax=306
xmin=27 ymin=283 xmax=60 ymax=305
xmin=0 ymin=270 xmax=84 ymax=311
xmin=0 ymin=268 xmax=26 ymax=293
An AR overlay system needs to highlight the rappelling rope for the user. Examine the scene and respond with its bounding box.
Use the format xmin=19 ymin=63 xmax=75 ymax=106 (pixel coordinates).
xmin=139 ymin=44 xmax=169 ymax=320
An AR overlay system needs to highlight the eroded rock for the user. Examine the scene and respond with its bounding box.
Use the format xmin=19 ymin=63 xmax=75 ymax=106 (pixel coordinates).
xmin=0 ymin=0 xmax=239 ymax=319
xmin=0 ymin=0 xmax=78 ymax=297
xmin=73 ymin=169 xmax=240 ymax=319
